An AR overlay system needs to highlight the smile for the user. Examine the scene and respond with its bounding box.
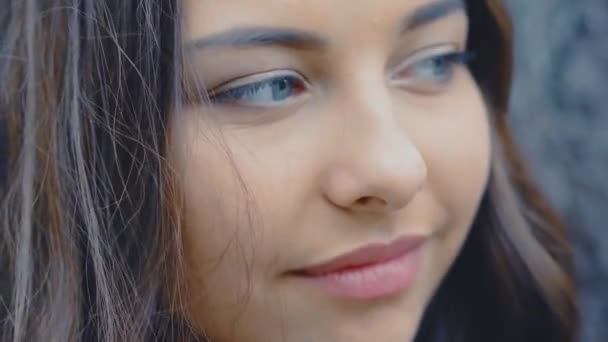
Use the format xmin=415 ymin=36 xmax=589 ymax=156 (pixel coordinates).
xmin=291 ymin=235 xmax=426 ymax=300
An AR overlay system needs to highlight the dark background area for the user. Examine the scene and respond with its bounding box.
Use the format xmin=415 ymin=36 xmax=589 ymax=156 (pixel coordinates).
xmin=504 ymin=1 xmax=608 ymax=341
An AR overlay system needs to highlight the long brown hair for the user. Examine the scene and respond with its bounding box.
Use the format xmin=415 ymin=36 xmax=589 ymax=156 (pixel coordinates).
xmin=0 ymin=0 xmax=578 ymax=341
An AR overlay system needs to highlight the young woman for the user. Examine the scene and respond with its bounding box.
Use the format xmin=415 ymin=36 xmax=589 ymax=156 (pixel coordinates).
xmin=0 ymin=0 xmax=579 ymax=341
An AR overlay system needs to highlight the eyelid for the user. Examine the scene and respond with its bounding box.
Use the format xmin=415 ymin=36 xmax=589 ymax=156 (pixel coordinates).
xmin=209 ymin=69 xmax=310 ymax=95
xmin=389 ymin=43 xmax=462 ymax=78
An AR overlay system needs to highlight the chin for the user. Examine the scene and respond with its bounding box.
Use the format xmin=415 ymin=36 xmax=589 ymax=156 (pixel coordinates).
xmin=319 ymin=310 xmax=423 ymax=342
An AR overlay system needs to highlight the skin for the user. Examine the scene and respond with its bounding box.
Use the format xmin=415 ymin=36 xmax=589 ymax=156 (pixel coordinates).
xmin=169 ymin=0 xmax=491 ymax=340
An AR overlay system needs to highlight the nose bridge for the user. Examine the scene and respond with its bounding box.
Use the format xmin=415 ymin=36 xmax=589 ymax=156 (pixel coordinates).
xmin=326 ymin=81 xmax=428 ymax=212
xmin=343 ymin=69 xmax=423 ymax=174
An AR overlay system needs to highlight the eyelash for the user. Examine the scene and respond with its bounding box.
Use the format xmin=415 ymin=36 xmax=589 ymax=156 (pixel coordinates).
xmin=207 ymin=48 xmax=474 ymax=107
xmin=390 ymin=50 xmax=474 ymax=93
xmin=209 ymin=72 xmax=309 ymax=107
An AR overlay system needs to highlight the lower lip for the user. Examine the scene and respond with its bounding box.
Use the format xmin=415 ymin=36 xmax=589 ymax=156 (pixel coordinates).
xmin=297 ymin=245 xmax=423 ymax=300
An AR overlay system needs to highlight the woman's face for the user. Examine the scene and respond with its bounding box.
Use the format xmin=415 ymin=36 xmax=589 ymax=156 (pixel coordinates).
xmin=170 ymin=0 xmax=490 ymax=340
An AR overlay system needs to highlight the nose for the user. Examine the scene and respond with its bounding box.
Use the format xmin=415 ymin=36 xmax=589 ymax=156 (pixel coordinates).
xmin=322 ymin=94 xmax=427 ymax=214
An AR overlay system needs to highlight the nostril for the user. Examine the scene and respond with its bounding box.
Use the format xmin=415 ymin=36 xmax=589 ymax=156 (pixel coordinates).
xmin=356 ymin=196 xmax=387 ymax=207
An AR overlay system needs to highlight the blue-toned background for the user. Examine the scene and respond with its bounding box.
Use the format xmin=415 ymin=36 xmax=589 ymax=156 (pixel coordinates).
xmin=504 ymin=1 xmax=608 ymax=341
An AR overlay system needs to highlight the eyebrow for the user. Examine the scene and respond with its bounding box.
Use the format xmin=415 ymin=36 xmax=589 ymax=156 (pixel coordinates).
xmin=401 ymin=0 xmax=465 ymax=32
xmin=185 ymin=0 xmax=465 ymax=51
xmin=186 ymin=27 xmax=325 ymax=51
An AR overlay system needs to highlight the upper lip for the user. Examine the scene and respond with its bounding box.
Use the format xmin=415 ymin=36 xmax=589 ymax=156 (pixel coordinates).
xmin=294 ymin=235 xmax=427 ymax=276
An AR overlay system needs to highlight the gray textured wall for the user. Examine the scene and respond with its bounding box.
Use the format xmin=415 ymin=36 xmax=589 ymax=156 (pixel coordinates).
xmin=503 ymin=1 xmax=608 ymax=341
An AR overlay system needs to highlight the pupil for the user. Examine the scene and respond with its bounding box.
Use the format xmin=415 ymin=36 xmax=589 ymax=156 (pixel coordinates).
xmin=432 ymin=57 xmax=448 ymax=75
xmin=272 ymin=78 xmax=292 ymax=100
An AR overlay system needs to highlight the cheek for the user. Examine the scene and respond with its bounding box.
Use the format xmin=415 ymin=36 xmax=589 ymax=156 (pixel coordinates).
xmin=166 ymin=114 xmax=264 ymax=333
xmin=432 ymin=95 xmax=491 ymax=224
xmin=167 ymin=111 xmax=309 ymax=340
xmin=388 ymin=79 xmax=492 ymax=322
xmin=408 ymin=75 xmax=491 ymax=269
xmin=168 ymin=113 xmax=260 ymax=291
xmin=410 ymin=72 xmax=491 ymax=221
xmin=426 ymin=116 xmax=490 ymax=220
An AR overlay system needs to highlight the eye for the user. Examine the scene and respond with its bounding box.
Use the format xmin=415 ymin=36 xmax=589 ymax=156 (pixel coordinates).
xmin=209 ymin=70 xmax=309 ymax=108
xmin=391 ymin=45 xmax=473 ymax=94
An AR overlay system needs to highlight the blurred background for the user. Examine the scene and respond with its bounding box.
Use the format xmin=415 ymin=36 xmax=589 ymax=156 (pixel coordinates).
xmin=503 ymin=1 xmax=608 ymax=341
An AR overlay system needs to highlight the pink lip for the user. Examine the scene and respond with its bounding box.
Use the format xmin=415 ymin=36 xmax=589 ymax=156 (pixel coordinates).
xmin=293 ymin=236 xmax=426 ymax=299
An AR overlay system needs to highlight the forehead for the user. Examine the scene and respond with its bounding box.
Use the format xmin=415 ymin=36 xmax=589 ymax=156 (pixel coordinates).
xmin=182 ymin=0 xmax=464 ymax=41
